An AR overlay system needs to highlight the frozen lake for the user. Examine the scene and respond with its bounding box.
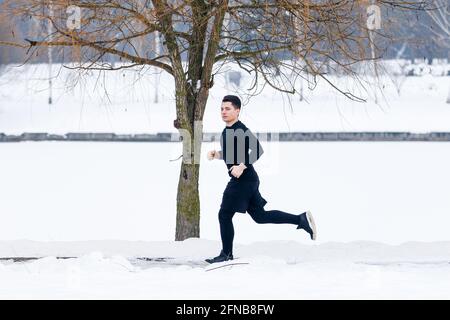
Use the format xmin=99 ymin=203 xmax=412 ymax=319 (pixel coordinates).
xmin=1 ymin=141 xmax=449 ymax=244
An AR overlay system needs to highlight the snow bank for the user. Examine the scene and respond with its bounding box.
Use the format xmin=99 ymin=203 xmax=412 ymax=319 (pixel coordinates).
xmin=0 ymin=239 xmax=449 ymax=299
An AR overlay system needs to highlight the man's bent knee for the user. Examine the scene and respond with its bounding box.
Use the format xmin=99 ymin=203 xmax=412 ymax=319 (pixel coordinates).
xmin=248 ymin=208 xmax=269 ymax=224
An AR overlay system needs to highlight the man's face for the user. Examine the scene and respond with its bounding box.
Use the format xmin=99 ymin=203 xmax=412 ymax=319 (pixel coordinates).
xmin=221 ymin=101 xmax=240 ymax=122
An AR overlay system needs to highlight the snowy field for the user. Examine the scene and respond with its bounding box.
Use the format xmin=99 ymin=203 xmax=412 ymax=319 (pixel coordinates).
xmin=1 ymin=141 xmax=450 ymax=244
xmin=0 ymin=62 xmax=449 ymax=134
xmin=1 ymin=141 xmax=450 ymax=299
xmin=0 ymin=62 xmax=449 ymax=299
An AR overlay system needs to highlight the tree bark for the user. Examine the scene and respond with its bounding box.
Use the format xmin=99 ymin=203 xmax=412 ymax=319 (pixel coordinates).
xmin=174 ymin=99 xmax=205 ymax=240
xmin=175 ymin=161 xmax=201 ymax=240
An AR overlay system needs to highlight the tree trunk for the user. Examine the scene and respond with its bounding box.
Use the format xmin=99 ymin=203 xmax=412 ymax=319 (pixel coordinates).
xmin=175 ymin=161 xmax=201 ymax=240
xmin=174 ymin=98 xmax=204 ymax=240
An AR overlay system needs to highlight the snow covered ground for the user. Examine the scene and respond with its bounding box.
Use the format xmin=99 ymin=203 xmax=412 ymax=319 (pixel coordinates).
xmin=1 ymin=140 xmax=450 ymax=299
xmin=1 ymin=239 xmax=450 ymax=299
xmin=1 ymin=62 xmax=449 ymax=299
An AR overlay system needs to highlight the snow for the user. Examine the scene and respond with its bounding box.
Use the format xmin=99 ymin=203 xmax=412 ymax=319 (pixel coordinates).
xmin=1 ymin=141 xmax=449 ymax=299
xmin=0 ymin=62 xmax=449 ymax=134
xmin=0 ymin=239 xmax=450 ymax=299
xmin=1 ymin=62 xmax=450 ymax=299
xmin=1 ymin=141 xmax=450 ymax=244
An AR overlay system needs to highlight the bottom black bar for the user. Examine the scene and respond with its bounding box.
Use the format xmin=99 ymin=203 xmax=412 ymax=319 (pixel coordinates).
xmin=0 ymin=300 xmax=448 ymax=318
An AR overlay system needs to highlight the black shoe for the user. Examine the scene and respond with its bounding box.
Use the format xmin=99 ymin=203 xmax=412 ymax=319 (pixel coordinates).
xmin=205 ymin=250 xmax=234 ymax=264
xmin=297 ymin=210 xmax=317 ymax=240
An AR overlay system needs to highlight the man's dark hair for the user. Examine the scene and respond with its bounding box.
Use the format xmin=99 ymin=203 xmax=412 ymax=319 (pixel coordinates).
xmin=222 ymin=95 xmax=241 ymax=109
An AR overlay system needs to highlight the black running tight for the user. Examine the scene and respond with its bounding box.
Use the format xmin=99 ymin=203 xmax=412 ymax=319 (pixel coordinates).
xmin=218 ymin=207 xmax=300 ymax=255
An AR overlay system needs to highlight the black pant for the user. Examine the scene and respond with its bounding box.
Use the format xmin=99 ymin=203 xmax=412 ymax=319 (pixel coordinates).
xmin=218 ymin=207 xmax=300 ymax=255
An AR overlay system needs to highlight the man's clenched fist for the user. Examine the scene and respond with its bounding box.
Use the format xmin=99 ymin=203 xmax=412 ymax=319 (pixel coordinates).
xmin=207 ymin=150 xmax=221 ymax=160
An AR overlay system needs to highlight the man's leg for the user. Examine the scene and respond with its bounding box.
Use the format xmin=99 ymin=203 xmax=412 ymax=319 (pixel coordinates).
xmin=218 ymin=208 xmax=236 ymax=255
xmin=205 ymin=208 xmax=236 ymax=264
xmin=247 ymin=206 xmax=299 ymax=225
xmin=247 ymin=206 xmax=317 ymax=240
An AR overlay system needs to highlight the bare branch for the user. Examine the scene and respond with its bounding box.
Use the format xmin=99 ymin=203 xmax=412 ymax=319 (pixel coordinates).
xmin=24 ymin=36 xmax=173 ymax=75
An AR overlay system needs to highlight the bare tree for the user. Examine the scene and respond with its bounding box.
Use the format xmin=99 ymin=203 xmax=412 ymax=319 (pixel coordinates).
xmin=0 ymin=0 xmax=428 ymax=240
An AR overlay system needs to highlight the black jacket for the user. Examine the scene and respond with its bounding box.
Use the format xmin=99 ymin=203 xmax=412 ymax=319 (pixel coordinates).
xmin=220 ymin=120 xmax=264 ymax=181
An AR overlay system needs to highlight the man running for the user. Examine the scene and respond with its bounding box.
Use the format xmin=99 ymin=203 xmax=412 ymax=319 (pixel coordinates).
xmin=205 ymin=95 xmax=317 ymax=264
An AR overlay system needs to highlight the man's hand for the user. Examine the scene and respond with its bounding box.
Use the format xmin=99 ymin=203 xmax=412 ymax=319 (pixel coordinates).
xmin=207 ymin=150 xmax=221 ymax=160
xmin=229 ymin=163 xmax=247 ymax=178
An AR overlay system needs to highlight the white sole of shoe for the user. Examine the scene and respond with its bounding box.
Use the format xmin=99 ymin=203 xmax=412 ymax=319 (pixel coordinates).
xmin=305 ymin=210 xmax=317 ymax=240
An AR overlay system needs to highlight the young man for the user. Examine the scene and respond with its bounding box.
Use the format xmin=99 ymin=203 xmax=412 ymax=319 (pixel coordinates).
xmin=205 ymin=95 xmax=317 ymax=264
